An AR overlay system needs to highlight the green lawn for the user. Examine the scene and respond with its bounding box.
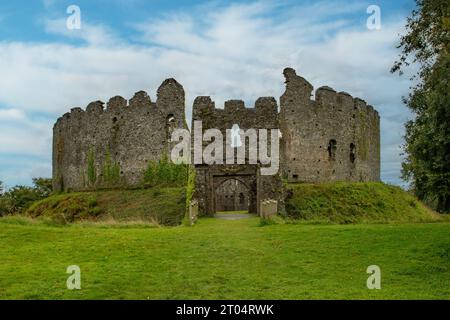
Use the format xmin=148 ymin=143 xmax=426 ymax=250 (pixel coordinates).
xmin=0 ymin=217 xmax=449 ymax=299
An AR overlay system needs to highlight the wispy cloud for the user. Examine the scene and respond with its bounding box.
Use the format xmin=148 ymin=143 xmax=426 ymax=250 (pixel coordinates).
xmin=0 ymin=109 xmax=52 ymax=156
xmin=42 ymin=0 xmax=57 ymax=9
xmin=0 ymin=108 xmax=26 ymax=121
xmin=44 ymin=18 xmax=121 ymax=46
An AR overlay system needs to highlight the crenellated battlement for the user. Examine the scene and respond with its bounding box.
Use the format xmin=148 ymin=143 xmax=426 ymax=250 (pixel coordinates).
xmin=58 ymin=93 xmax=154 ymax=119
xmin=56 ymin=76 xmax=185 ymax=117
xmin=86 ymin=100 xmax=105 ymax=114
xmin=129 ymin=91 xmax=152 ymax=108
xmin=193 ymin=96 xmax=278 ymax=115
xmin=192 ymin=96 xmax=278 ymax=132
xmin=280 ymin=67 xmax=379 ymax=122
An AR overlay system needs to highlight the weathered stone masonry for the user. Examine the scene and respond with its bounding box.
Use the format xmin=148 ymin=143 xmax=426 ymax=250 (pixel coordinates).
xmin=52 ymin=79 xmax=186 ymax=192
xmin=53 ymin=67 xmax=380 ymax=216
xmin=280 ymin=68 xmax=380 ymax=183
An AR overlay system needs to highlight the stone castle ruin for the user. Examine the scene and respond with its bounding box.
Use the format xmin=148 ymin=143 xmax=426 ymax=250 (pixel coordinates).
xmin=53 ymin=68 xmax=380 ymax=216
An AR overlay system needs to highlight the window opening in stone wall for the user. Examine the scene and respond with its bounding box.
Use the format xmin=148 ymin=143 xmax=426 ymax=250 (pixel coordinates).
xmin=166 ymin=114 xmax=176 ymax=141
xmin=230 ymin=124 xmax=242 ymax=148
xmin=350 ymin=143 xmax=356 ymax=163
xmin=328 ymin=139 xmax=337 ymax=161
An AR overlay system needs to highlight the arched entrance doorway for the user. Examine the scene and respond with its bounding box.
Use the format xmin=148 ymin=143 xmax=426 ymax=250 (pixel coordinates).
xmin=194 ymin=164 xmax=259 ymax=215
xmin=215 ymin=179 xmax=250 ymax=212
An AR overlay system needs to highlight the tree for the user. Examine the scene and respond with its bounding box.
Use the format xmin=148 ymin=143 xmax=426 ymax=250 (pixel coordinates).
xmin=392 ymin=0 xmax=450 ymax=213
xmin=0 ymin=180 xmax=4 ymax=195
xmin=0 ymin=197 xmax=13 ymax=216
xmin=0 ymin=178 xmax=52 ymax=215
xmin=32 ymin=177 xmax=53 ymax=197
xmin=6 ymin=186 xmax=41 ymax=213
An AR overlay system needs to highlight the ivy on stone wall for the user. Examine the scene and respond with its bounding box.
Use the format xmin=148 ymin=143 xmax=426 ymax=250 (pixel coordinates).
xmin=102 ymin=147 xmax=121 ymax=186
xmin=87 ymin=148 xmax=97 ymax=186
xmin=185 ymin=166 xmax=195 ymax=208
xmin=143 ymin=155 xmax=188 ymax=187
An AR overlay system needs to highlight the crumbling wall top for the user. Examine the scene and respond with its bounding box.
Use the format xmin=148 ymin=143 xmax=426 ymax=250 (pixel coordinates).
xmin=224 ymin=100 xmax=245 ymax=112
xmin=129 ymin=91 xmax=152 ymax=108
xmin=157 ymin=78 xmax=184 ymax=106
xmin=107 ymin=96 xmax=127 ymax=113
xmin=86 ymin=101 xmax=104 ymax=114
xmin=282 ymin=67 xmax=313 ymax=101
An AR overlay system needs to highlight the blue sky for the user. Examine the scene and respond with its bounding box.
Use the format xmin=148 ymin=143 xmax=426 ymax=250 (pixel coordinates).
xmin=0 ymin=0 xmax=417 ymax=188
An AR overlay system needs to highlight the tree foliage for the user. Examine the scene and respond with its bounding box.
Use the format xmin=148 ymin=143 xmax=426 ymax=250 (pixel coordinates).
xmin=392 ymin=0 xmax=450 ymax=213
xmin=32 ymin=178 xmax=53 ymax=198
xmin=0 ymin=178 xmax=53 ymax=216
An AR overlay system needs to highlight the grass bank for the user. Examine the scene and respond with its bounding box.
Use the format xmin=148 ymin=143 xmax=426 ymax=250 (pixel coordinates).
xmin=21 ymin=182 xmax=443 ymax=226
xmin=25 ymin=187 xmax=186 ymax=226
xmin=285 ymin=182 xmax=440 ymax=224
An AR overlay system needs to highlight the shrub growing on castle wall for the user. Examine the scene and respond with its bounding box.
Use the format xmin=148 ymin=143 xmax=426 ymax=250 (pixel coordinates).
xmin=143 ymin=155 xmax=189 ymax=188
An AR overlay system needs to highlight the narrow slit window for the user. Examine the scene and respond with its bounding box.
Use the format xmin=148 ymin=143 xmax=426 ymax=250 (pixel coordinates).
xmin=328 ymin=139 xmax=337 ymax=161
xmin=350 ymin=143 xmax=356 ymax=163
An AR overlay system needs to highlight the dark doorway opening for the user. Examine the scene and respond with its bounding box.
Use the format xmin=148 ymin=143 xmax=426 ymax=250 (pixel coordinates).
xmin=215 ymin=178 xmax=250 ymax=212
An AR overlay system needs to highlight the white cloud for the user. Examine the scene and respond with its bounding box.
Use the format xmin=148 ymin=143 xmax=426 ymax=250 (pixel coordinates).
xmin=0 ymin=156 xmax=52 ymax=188
xmin=42 ymin=0 xmax=56 ymax=8
xmin=0 ymin=110 xmax=52 ymax=157
xmin=0 ymin=0 xmax=413 ymax=186
xmin=44 ymin=18 xmax=121 ymax=46
xmin=0 ymin=108 xmax=52 ymax=185
xmin=0 ymin=108 xmax=26 ymax=121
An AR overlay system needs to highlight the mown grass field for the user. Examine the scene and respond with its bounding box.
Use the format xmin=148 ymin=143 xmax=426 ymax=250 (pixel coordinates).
xmin=0 ymin=216 xmax=449 ymax=300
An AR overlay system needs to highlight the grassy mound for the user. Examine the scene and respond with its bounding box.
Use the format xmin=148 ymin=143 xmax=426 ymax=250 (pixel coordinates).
xmin=26 ymin=187 xmax=186 ymax=226
xmin=285 ymin=182 xmax=440 ymax=224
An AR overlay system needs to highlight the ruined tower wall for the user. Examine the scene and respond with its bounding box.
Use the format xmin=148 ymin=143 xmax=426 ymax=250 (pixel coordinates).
xmin=280 ymin=68 xmax=380 ymax=183
xmin=52 ymin=79 xmax=186 ymax=192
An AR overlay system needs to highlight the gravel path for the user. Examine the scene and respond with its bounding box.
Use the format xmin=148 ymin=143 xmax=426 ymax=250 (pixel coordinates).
xmin=214 ymin=213 xmax=254 ymax=220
